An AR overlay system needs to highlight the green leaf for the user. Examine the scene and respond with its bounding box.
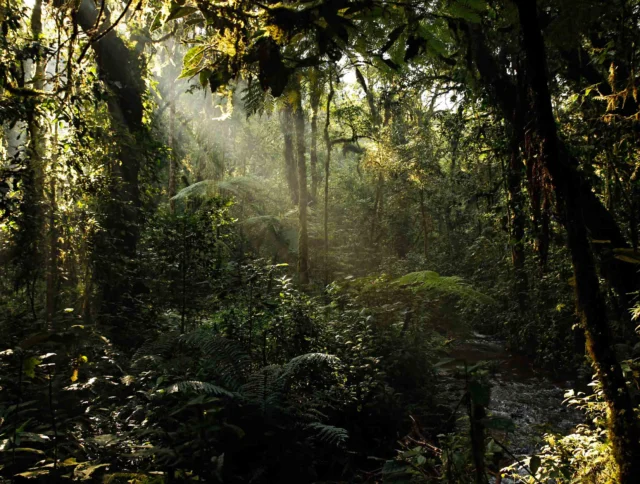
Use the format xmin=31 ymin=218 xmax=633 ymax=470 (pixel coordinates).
xmin=166 ymin=4 xmax=198 ymax=22
xmin=150 ymin=11 xmax=164 ymax=31
xmin=23 ymin=357 xmax=41 ymax=378
xmin=530 ymin=455 xmax=541 ymax=475
xmin=199 ymin=69 xmax=211 ymax=88
xmin=183 ymin=45 xmax=206 ymax=68
xmin=178 ymin=65 xmax=204 ymax=80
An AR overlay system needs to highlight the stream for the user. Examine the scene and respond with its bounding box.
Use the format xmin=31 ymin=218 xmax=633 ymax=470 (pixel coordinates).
xmin=436 ymin=332 xmax=584 ymax=479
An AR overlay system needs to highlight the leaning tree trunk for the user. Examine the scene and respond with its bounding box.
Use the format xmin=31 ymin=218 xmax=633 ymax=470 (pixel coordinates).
xmin=76 ymin=0 xmax=145 ymax=343
xmin=292 ymin=76 xmax=309 ymax=284
xmin=516 ymin=1 xmax=640 ymax=480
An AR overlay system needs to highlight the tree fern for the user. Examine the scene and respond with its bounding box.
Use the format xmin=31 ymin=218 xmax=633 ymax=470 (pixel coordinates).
xmin=242 ymin=78 xmax=274 ymax=117
xmin=240 ymin=365 xmax=286 ymax=416
xmin=180 ymin=331 xmax=250 ymax=389
xmin=167 ymin=380 xmax=235 ymax=397
xmin=306 ymin=422 xmax=349 ymax=447
xmin=280 ymin=353 xmax=341 ymax=381
xmin=393 ymin=271 xmax=495 ymax=305
xmin=172 ymin=176 xmax=265 ymax=201
xmin=133 ymin=331 xmax=182 ymax=368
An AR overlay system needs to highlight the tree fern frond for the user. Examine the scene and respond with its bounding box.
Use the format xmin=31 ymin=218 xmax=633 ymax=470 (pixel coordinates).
xmin=242 ymin=78 xmax=272 ymax=116
xmin=280 ymin=353 xmax=341 ymax=381
xmin=172 ymin=179 xmax=217 ymax=201
xmin=307 ymin=423 xmax=349 ymax=447
xmin=167 ymin=380 xmax=235 ymax=397
xmin=180 ymin=331 xmax=250 ymax=389
xmin=241 ymin=365 xmax=286 ymax=415
xmin=133 ymin=331 xmax=181 ymax=368
xmin=393 ymin=271 xmax=495 ymax=305
xmin=172 ymin=176 xmax=265 ymax=201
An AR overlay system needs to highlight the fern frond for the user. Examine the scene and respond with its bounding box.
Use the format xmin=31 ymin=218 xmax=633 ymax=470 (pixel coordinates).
xmin=393 ymin=271 xmax=495 ymax=305
xmin=280 ymin=353 xmax=341 ymax=381
xmin=240 ymin=365 xmax=286 ymax=415
xmin=180 ymin=331 xmax=250 ymax=389
xmin=133 ymin=331 xmax=181 ymax=368
xmin=172 ymin=176 xmax=264 ymax=201
xmin=172 ymin=180 xmax=217 ymax=201
xmin=307 ymin=423 xmax=348 ymax=447
xmin=167 ymin=380 xmax=235 ymax=397
xmin=242 ymin=79 xmax=271 ymax=116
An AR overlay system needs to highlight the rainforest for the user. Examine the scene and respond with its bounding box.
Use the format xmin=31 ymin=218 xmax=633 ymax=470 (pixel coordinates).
xmin=1 ymin=0 xmax=640 ymax=482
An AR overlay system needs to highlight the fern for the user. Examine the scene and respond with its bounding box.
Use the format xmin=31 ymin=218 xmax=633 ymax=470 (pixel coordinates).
xmin=167 ymin=380 xmax=235 ymax=397
xmin=133 ymin=331 xmax=182 ymax=368
xmin=242 ymin=78 xmax=274 ymax=117
xmin=393 ymin=271 xmax=495 ymax=305
xmin=307 ymin=423 xmax=349 ymax=447
xmin=172 ymin=176 xmax=264 ymax=201
xmin=240 ymin=365 xmax=286 ymax=416
xmin=180 ymin=331 xmax=250 ymax=389
xmin=280 ymin=353 xmax=341 ymax=381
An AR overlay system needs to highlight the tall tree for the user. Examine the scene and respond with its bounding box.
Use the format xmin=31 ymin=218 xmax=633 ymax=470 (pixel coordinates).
xmin=279 ymin=101 xmax=299 ymax=205
xmin=292 ymin=75 xmax=309 ymax=284
xmin=515 ymin=1 xmax=640 ymax=479
xmin=309 ymin=68 xmax=322 ymax=202
xmin=76 ymin=0 xmax=146 ymax=338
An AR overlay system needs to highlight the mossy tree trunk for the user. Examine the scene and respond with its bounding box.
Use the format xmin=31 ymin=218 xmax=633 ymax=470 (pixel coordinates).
xmin=516 ymin=1 xmax=640 ymax=480
xmin=279 ymin=101 xmax=299 ymax=205
xmin=76 ymin=0 xmax=146 ymax=343
xmin=292 ymin=76 xmax=309 ymax=284
xmin=309 ymin=68 xmax=321 ymax=203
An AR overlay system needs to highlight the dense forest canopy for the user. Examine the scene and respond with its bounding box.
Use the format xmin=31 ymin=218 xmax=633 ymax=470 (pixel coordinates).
xmin=1 ymin=0 xmax=640 ymax=482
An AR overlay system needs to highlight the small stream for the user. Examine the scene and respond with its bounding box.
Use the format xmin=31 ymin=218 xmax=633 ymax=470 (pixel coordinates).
xmin=436 ymin=332 xmax=583 ymax=471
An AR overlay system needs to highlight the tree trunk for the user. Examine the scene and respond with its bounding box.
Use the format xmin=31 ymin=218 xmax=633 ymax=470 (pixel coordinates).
xmin=516 ymin=2 xmax=640 ymax=479
xmin=168 ymin=78 xmax=177 ymax=213
xmin=323 ymin=75 xmax=334 ymax=287
xmin=293 ymin=77 xmax=309 ymax=284
xmin=76 ymin=0 xmax=145 ymax=342
xmin=45 ymin=128 xmax=58 ymax=327
xmin=309 ymin=69 xmax=321 ymax=202
xmin=419 ymin=189 xmax=429 ymax=259
xmin=18 ymin=0 xmax=47 ymax=293
xmin=279 ymin=102 xmax=299 ymax=205
xmin=462 ymin=22 xmax=637 ymax=325
xmin=506 ymin=115 xmax=528 ymax=310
